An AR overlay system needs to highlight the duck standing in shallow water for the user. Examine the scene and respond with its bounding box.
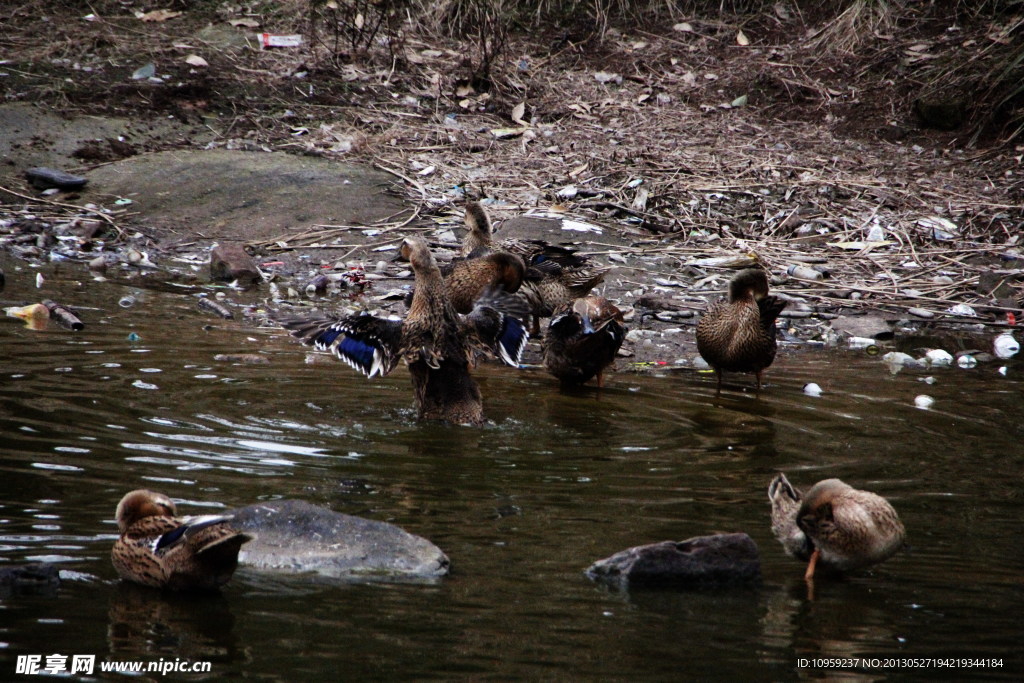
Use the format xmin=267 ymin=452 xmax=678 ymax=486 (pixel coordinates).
xmin=462 ymin=201 xmax=611 ymax=334
xmin=696 ymin=268 xmax=786 ymax=394
xmin=112 ymin=490 xmax=252 ymax=590
xmin=768 ymin=473 xmax=905 ymax=580
xmin=281 ymin=237 xmax=529 ymax=425
xmin=543 ymin=296 xmax=626 ymax=387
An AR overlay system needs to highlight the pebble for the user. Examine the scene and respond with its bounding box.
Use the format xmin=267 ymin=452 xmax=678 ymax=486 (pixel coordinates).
xmin=908 ymin=307 xmax=934 ymax=318
xmin=914 ymin=394 xmax=935 ymax=409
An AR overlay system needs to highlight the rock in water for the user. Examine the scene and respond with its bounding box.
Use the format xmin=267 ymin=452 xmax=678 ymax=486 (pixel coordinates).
xmin=0 ymin=563 xmax=60 ymax=597
xmin=210 ymin=243 xmax=261 ymax=285
xmin=586 ymin=533 xmax=761 ymax=589
xmin=228 ymin=500 xmax=449 ymax=579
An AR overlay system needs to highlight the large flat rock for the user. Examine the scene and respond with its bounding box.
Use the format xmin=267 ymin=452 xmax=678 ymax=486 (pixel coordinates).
xmin=229 ymin=499 xmax=450 ymax=580
xmin=87 ymin=149 xmax=407 ymax=242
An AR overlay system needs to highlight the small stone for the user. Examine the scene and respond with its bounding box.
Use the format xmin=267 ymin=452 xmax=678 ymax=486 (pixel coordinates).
xmin=210 ymin=243 xmax=261 ymax=285
xmin=830 ymin=314 xmax=893 ymax=340
xmin=914 ymin=394 xmax=935 ymax=410
xmin=908 ymin=307 xmax=934 ymax=318
xmin=585 ymin=533 xmax=761 ymax=589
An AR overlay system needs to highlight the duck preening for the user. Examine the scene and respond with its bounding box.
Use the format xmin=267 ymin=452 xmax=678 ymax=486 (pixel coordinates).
xmin=111 ymin=490 xmax=251 ymax=591
xmin=462 ymin=201 xmax=612 ymax=334
xmin=768 ymin=473 xmax=905 ymax=580
xmin=696 ymin=268 xmax=786 ymax=394
xmin=280 ymin=237 xmax=529 ymax=425
xmin=542 ymin=296 xmax=626 ymax=387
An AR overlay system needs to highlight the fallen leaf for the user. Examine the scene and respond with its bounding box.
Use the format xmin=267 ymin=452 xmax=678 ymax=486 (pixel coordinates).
xmin=511 ymin=101 xmax=527 ymax=125
xmin=455 ymin=83 xmax=475 ymax=97
xmin=632 ymin=187 xmax=649 ymax=211
xmin=730 ymin=94 xmax=748 ymax=107
xmin=594 ymin=71 xmax=622 ymax=85
xmin=184 ymin=54 xmax=208 ymax=67
xmin=139 ymin=9 xmax=182 ymax=22
xmin=737 ymin=30 xmax=750 ymax=46
xmin=228 ymin=18 xmax=260 ymax=28
xmin=673 ymin=22 xmax=694 ymax=33
xmin=568 ymin=162 xmax=588 ymax=178
xmin=489 ymin=127 xmax=528 ymax=139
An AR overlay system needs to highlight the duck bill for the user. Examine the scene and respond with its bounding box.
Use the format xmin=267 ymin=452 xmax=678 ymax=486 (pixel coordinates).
xmin=804 ymin=548 xmax=820 ymax=581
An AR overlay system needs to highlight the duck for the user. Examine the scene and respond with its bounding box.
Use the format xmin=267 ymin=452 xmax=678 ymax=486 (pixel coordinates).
xmin=768 ymin=473 xmax=905 ymax=580
xmin=111 ymin=489 xmax=252 ymax=591
xmin=280 ymin=237 xmax=529 ymax=425
xmin=695 ymin=268 xmax=786 ymax=394
xmin=461 ymin=201 xmax=612 ymax=334
xmin=439 ymin=251 xmax=525 ymax=314
xmin=543 ymin=296 xmax=626 ymax=387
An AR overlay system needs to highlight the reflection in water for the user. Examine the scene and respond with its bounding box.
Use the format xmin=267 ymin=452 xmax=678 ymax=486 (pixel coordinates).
xmin=0 ymin=255 xmax=1021 ymax=679
xmin=107 ymin=583 xmax=243 ymax=662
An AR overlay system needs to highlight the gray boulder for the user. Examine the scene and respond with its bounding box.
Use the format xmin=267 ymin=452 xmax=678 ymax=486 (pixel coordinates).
xmin=586 ymin=533 xmax=761 ymax=589
xmin=228 ymin=500 xmax=449 ymax=580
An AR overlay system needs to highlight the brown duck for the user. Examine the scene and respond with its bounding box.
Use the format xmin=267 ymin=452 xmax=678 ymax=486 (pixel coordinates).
xmin=440 ymin=251 xmax=525 ymax=314
xmin=112 ymin=490 xmax=252 ymax=591
xmin=281 ymin=237 xmax=529 ymax=425
xmin=462 ymin=201 xmax=611 ymax=333
xmin=768 ymin=473 xmax=906 ymax=580
xmin=696 ymin=268 xmax=786 ymax=393
xmin=543 ymin=296 xmax=626 ymax=387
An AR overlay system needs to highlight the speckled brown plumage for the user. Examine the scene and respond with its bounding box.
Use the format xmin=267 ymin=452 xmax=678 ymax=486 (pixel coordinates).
xmin=462 ymin=201 xmax=612 ymax=333
xmin=695 ymin=268 xmax=786 ymax=393
xmin=440 ymin=252 xmax=525 ymax=314
xmin=768 ymin=474 xmax=905 ymax=580
xmin=543 ymin=296 xmax=626 ymax=387
xmin=279 ymin=237 xmax=529 ymax=425
xmin=111 ymin=490 xmax=251 ymax=591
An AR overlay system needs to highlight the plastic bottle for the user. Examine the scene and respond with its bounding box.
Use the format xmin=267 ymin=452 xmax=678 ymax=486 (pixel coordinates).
xmin=786 ymin=265 xmax=823 ymax=281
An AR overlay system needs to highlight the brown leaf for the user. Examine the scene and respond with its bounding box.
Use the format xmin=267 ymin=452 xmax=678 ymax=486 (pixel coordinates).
xmin=511 ymin=102 xmax=527 ymax=125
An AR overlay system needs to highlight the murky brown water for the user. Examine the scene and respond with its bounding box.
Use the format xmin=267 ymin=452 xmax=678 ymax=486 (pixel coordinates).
xmin=1 ymin=255 xmax=1020 ymax=680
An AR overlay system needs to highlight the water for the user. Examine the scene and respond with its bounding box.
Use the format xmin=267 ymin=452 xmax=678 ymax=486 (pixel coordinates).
xmin=1 ymin=255 xmax=1020 ymax=680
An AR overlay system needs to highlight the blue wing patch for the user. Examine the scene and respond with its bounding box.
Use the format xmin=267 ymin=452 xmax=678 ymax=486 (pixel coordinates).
xmin=497 ymin=315 xmax=529 ymax=367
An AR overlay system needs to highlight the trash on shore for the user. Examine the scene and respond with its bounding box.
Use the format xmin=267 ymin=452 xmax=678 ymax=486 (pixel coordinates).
xmin=42 ymin=300 xmax=84 ymax=330
xmin=25 ymin=167 xmax=88 ymax=191
xmin=197 ymin=296 xmax=234 ymax=319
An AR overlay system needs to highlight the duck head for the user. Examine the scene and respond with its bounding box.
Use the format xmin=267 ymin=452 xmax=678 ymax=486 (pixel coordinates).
xmin=115 ymin=489 xmax=176 ymax=533
xmin=728 ymin=268 xmax=770 ymax=302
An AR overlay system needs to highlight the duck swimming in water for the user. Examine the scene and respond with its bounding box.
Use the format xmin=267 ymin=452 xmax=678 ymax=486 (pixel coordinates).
xmin=112 ymin=489 xmax=251 ymax=591
xmin=542 ymin=295 xmax=626 ymax=387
